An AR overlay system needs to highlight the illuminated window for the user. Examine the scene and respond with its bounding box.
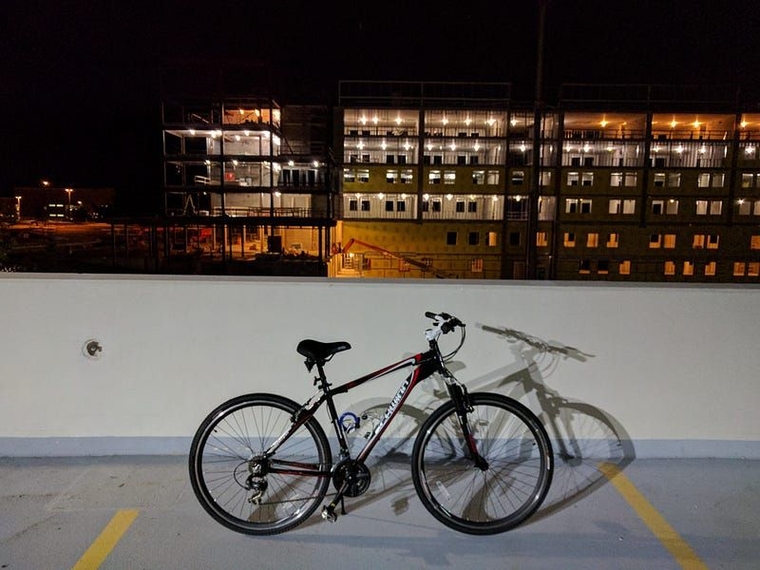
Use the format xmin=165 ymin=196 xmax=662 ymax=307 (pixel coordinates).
xmin=693 ymin=234 xmax=705 ymax=249
xmin=444 ymin=171 xmax=456 ymax=185
xmin=663 ymin=234 xmax=676 ymax=249
xmin=750 ymin=235 xmax=760 ymax=249
xmin=471 ymin=258 xmax=484 ymax=273
xmin=606 ymin=233 xmax=619 ymax=248
xmin=666 ymin=200 xmax=679 ymax=214
xmin=564 ymin=232 xmax=576 ymax=247
xmin=536 ymin=232 xmax=548 ymax=247
xmin=610 ymin=172 xmax=638 ymax=188
xmin=738 ymin=200 xmax=751 ymax=215
xmin=707 ymin=234 xmax=720 ymax=249
xmin=587 ymin=233 xmax=599 ymax=247
xmin=749 ymin=262 xmax=760 ymax=276
xmin=619 ymin=260 xmax=631 ymax=275
xmin=683 ymin=261 xmax=694 ymax=276
xmin=487 ymin=232 xmax=498 ymax=247
xmin=733 ymin=262 xmax=746 ymax=276
xmin=695 ymin=199 xmax=722 ymax=215
xmin=664 ymin=261 xmax=676 ymax=275
xmin=649 ymin=234 xmax=662 ymax=248
xmin=705 ymin=262 xmax=717 ymax=276
xmin=610 ymin=198 xmax=636 ymax=214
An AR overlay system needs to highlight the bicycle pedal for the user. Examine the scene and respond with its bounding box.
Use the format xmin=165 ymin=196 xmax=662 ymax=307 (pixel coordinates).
xmin=321 ymin=506 xmax=338 ymax=523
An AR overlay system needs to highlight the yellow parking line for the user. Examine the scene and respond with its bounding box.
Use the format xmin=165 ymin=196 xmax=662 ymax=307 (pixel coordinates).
xmin=72 ymin=509 xmax=139 ymax=570
xmin=598 ymin=463 xmax=708 ymax=570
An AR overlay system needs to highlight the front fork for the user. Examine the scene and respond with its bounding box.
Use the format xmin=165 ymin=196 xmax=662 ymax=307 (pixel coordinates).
xmin=447 ymin=381 xmax=489 ymax=471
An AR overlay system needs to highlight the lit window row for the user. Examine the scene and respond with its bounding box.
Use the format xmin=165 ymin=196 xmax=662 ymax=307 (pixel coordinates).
xmin=577 ymin=259 xmax=624 ymax=275
xmin=561 ymin=232 xmax=760 ymax=251
xmin=663 ymin=261 xmax=760 ymax=277
xmin=563 ymin=232 xmax=620 ymax=248
xmin=343 ymin=168 xmax=502 ymax=186
xmin=565 ymin=171 xmax=733 ymax=188
xmin=564 ymin=198 xmax=729 ymax=216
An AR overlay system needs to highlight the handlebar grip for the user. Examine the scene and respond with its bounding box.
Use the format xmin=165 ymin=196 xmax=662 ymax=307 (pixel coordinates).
xmin=425 ymin=311 xmax=453 ymax=320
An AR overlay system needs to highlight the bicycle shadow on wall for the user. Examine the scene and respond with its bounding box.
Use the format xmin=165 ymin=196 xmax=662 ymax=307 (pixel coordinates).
xmin=473 ymin=323 xmax=636 ymax=518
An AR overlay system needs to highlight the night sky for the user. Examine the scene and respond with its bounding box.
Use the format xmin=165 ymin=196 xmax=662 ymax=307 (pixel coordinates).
xmin=2 ymin=0 xmax=759 ymax=213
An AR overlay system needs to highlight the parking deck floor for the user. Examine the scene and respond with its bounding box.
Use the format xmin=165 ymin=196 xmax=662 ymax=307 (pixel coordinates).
xmin=1 ymin=455 xmax=758 ymax=569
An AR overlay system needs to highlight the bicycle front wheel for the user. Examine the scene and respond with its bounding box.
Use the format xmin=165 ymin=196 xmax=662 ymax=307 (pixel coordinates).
xmin=411 ymin=392 xmax=553 ymax=535
xmin=189 ymin=393 xmax=332 ymax=535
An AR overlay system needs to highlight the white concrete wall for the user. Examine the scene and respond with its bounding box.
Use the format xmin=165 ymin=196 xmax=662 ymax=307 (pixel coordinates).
xmin=1 ymin=274 xmax=759 ymax=458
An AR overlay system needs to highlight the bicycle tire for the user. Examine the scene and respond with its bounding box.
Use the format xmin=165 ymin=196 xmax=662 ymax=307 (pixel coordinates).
xmin=189 ymin=393 xmax=332 ymax=535
xmin=411 ymin=392 xmax=553 ymax=535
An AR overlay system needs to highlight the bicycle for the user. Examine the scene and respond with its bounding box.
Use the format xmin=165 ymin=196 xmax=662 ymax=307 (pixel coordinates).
xmin=188 ymin=312 xmax=554 ymax=536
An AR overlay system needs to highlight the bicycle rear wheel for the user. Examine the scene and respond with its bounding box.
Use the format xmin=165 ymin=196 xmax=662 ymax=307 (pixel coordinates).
xmin=411 ymin=392 xmax=553 ymax=535
xmin=189 ymin=393 xmax=332 ymax=535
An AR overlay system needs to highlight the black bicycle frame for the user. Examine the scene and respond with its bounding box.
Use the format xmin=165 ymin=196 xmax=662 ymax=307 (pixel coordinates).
xmin=263 ymin=345 xmax=441 ymax=477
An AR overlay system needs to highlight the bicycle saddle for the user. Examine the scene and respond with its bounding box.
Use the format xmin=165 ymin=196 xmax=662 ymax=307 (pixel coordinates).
xmin=297 ymin=339 xmax=352 ymax=362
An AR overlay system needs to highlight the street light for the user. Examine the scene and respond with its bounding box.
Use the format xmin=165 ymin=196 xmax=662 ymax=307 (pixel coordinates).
xmin=65 ymin=188 xmax=73 ymax=220
xmin=15 ymin=196 xmax=21 ymax=221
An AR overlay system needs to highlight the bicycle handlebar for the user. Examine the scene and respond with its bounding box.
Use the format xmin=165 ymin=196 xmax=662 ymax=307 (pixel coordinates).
xmin=425 ymin=311 xmax=465 ymax=334
xmin=424 ymin=312 xmax=466 ymax=359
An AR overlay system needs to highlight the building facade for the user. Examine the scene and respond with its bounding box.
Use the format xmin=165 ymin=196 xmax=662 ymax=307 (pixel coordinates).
xmin=161 ymin=79 xmax=338 ymax=268
xmin=332 ymin=82 xmax=760 ymax=282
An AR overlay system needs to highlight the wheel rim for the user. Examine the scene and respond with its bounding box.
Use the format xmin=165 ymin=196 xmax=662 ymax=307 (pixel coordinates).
xmin=193 ymin=399 xmax=328 ymax=532
xmin=417 ymin=400 xmax=551 ymax=530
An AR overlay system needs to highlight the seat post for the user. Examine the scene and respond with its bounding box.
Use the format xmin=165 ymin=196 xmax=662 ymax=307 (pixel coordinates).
xmin=315 ymin=361 xmax=331 ymax=392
